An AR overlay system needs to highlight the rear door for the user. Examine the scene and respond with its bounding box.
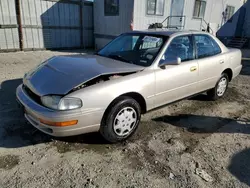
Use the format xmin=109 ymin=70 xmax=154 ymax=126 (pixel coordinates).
xmin=194 ymin=34 xmax=225 ymax=91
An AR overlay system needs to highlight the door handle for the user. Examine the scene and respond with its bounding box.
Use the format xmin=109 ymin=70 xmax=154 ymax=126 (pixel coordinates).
xmin=219 ymin=60 xmax=224 ymax=64
xmin=190 ymin=66 xmax=197 ymax=72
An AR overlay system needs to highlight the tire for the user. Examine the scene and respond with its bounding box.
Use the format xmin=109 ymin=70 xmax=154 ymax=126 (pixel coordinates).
xmin=100 ymin=96 xmax=141 ymax=143
xmin=207 ymin=73 xmax=229 ymax=101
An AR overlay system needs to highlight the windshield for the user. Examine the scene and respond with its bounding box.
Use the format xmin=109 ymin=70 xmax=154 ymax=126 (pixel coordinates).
xmin=97 ymin=34 xmax=167 ymax=67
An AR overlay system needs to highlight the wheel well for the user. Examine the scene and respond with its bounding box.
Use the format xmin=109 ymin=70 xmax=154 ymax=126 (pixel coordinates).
xmin=103 ymin=92 xmax=147 ymax=117
xmin=222 ymin=68 xmax=233 ymax=82
xmin=120 ymin=92 xmax=147 ymax=114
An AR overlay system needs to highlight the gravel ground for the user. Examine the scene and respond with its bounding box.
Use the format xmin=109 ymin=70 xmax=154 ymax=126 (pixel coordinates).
xmin=0 ymin=50 xmax=249 ymax=188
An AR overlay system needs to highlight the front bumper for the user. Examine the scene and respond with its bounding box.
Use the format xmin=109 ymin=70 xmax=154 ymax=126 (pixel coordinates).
xmin=16 ymin=84 xmax=102 ymax=137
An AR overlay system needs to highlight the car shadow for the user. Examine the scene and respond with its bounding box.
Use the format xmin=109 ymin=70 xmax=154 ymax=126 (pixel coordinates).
xmin=228 ymin=148 xmax=250 ymax=187
xmin=0 ymin=78 xmax=50 ymax=148
xmin=241 ymin=60 xmax=250 ymax=76
xmin=188 ymin=94 xmax=209 ymax=101
xmin=56 ymin=132 xmax=109 ymax=145
xmin=152 ymin=114 xmax=250 ymax=134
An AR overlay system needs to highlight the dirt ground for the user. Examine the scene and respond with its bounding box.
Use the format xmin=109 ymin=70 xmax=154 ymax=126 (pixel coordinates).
xmin=0 ymin=50 xmax=249 ymax=188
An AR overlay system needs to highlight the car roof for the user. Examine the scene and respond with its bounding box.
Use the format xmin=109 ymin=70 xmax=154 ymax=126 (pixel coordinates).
xmin=126 ymin=29 xmax=209 ymax=37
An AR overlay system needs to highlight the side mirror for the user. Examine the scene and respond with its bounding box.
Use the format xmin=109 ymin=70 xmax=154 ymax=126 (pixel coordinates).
xmin=159 ymin=57 xmax=181 ymax=68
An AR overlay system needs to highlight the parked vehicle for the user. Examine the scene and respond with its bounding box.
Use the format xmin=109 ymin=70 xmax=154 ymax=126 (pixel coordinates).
xmin=16 ymin=30 xmax=242 ymax=143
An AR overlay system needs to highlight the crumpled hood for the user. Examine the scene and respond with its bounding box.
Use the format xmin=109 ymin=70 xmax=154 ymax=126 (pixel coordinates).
xmin=23 ymin=55 xmax=144 ymax=96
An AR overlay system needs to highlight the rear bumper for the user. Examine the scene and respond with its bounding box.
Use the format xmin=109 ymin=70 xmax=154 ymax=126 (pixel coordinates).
xmin=16 ymin=84 xmax=102 ymax=137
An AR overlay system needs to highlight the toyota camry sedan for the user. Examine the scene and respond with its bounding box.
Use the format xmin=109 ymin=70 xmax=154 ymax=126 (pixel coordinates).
xmin=16 ymin=30 xmax=242 ymax=143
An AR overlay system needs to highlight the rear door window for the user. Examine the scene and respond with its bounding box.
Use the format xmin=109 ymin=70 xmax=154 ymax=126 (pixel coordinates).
xmin=194 ymin=35 xmax=222 ymax=59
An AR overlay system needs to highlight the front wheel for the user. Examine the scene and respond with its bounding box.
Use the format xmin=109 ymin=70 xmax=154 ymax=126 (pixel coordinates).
xmin=207 ymin=73 xmax=229 ymax=100
xmin=100 ymin=96 xmax=141 ymax=143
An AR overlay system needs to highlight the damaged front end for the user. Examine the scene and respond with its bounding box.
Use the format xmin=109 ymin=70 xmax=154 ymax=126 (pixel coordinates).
xmin=38 ymin=72 xmax=137 ymax=110
xmin=23 ymin=54 xmax=145 ymax=97
xmin=71 ymin=72 xmax=136 ymax=92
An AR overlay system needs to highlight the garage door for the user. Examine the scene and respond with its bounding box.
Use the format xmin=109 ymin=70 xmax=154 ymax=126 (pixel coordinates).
xmin=21 ymin=0 xmax=82 ymax=50
xmin=0 ymin=0 xmax=93 ymax=52
xmin=0 ymin=0 xmax=20 ymax=51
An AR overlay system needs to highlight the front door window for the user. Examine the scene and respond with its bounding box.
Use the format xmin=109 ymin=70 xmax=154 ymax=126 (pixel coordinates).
xmin=163 ymin=35 xmax=194 ymax=63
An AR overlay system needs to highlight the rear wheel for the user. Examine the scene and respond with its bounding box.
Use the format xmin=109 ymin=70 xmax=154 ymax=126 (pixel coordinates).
xmin=207 ymin=73 xmax=229 ymax=100
xmin=100 ymin=96 xmax=141 ymax=143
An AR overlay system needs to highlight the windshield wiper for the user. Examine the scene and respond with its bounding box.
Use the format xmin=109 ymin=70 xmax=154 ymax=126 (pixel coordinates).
xmin=108 ymin=54 xmax=134 ymax=64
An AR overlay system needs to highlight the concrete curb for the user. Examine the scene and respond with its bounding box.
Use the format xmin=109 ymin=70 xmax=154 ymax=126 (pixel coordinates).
xmin=242 ymin=58 xmax=250 ymax=61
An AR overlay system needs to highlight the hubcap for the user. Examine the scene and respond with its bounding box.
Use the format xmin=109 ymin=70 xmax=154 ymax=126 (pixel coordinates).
xmin=113 ymin=107 xmax=137 ymax=137
xmin=217 ymin=77 xmax=227 ymax=96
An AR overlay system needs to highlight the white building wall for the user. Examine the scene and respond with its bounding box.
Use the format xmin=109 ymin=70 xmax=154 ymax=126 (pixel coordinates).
xmin=184 ymin=0 xmax=221 ymax=31
xmin=133 ymin=0 xmax=244 ymax=35
xmin=182 ymin=0 xmax=243 ymax=35
xmin=133 ymin=0 xmax=171 ymax=30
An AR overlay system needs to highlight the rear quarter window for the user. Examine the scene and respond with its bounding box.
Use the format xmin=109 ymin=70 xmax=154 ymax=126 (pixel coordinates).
xmin=211 ymin=37 xmax=222 ymax=55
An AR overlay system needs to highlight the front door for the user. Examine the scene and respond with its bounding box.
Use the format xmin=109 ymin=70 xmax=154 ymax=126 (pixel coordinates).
xmin=154 ymin=35 xmax=199 ymax=108
xmin=169 ymin=0 xmax=185 ymax=29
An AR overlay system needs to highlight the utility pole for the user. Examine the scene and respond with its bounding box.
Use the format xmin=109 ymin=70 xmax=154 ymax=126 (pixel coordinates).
xmin=15 ymin=0 xmax=23 ymax=51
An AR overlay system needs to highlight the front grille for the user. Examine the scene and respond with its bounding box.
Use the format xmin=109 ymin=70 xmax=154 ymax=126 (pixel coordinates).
xmin=22 ymin=85 xmax=41 ymax=104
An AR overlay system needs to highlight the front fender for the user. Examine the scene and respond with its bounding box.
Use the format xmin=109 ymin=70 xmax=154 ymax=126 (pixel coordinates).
xmin=66 ymin=70 xmax=155 ymax=114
